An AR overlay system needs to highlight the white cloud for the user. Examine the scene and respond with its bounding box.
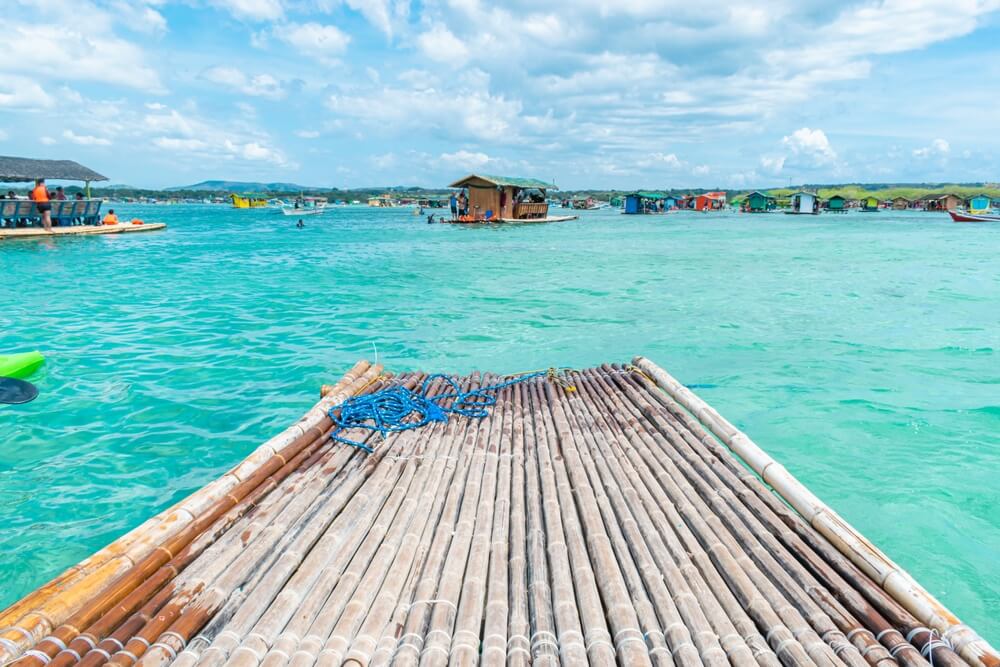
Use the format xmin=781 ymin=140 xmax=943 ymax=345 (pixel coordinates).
xmin=440 ymin=150 xmax=492 ymax=169
xmin=276 ymin=22 xmax=350 ymax=61
xmin=0 ymin=129 xmax=8 ymax=141
xmin=209 ymin=0 xmax=283 ymax=21
xmin=417 ymin=24 xmax=469 ymax=64
xmin=782 ymin=127 xmax=836 ymax=164
xmin=201 ymin=66 xmax=286 ymax=99
xmin=41 ymin=136 xmax=57 ymax=145
xmin=760 ymin=155 xmax=786 ymax=174
xmin=0 ymin=2 xmax=164 ymax=93
xmin=913 ymin=138 xmax=950 ymax=158
xmin=0 ymin=76 xmax=55 ymax=110
xmin=692 ymin=164 xmax=710 ymax=176
xmin=63 ymin=130 xmax=112 ymax=146
xmin=296 ymin=130 xmax=321 ymax=139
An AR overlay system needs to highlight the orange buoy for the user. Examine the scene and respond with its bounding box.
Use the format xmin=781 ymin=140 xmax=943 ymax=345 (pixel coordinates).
xmin=131 ymin=219 xmax=144 ymax=225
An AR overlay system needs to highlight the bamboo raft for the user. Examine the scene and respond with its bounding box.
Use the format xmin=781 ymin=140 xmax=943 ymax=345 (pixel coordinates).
xmin=1 ymin=358 xmax=996 ymax=667
xmin=0 ymin=223 xmax=166 ymax=240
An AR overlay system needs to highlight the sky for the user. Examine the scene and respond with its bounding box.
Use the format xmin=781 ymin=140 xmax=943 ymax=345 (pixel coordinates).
xmin=1 ymin=0 xmax=999 ymax=190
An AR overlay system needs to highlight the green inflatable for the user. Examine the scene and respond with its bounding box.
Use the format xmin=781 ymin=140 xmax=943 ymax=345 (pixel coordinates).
xmin=0 ymin=351 xmax=45 ymax=379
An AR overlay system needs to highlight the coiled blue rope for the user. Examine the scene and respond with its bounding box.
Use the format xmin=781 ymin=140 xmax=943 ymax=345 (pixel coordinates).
xmin=329 ymin=371 xmax=547 ymax=453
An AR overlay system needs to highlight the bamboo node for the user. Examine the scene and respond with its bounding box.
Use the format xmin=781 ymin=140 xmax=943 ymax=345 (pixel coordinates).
xmin=41 ymin=636 xmax=65 ymax=651
xmin=105 ymin=637 xmax=123 ymax=650
xmin=23 ymin=650 xmax=51 ymax=664
xmin=58 ymin=648 xmax=81 ymax=661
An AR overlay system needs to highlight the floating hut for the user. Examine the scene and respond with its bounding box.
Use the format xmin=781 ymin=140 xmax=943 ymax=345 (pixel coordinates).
xmin=692 ymin=191 xmax=726 ymax=211
xmin=891 ymin=196 xmax=912 ymax=210
xmin=921 ymin=193 xmax=963 ymax=212
xmin=966 ymin=194 xmax=993 ymax=214
xmin=0 ymin=156 xmax=166 ymax=239
xmin=860 ymin=196 xmax=880 ymax=212
xmin=825 ymin=194 xmax=847 ymax=213
xmin=623 ymin=192 xmax=678 ymax=214
xmin=367 ymin=195 xmax=396 ymax=208
xmin=786 ymin=191 xmax=820 ymax=215
xmin=743 ymin=191 xmax=777 ymax=212
xmin=2 ymin=358 xmax=997 ymax=667
xmin=446 ymin=174 xmax=577 ymax=223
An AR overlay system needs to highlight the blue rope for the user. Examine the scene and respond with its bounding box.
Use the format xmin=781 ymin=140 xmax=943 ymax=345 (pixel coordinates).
xmin=328 ymin=372 xmax=547 ymax=453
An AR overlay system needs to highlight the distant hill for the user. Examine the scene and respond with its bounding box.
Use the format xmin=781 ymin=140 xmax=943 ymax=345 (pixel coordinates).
xmin=166 ymin=180 xmax=324 ymax=193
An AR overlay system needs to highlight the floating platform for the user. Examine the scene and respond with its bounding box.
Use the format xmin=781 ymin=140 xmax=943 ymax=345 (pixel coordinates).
xmin=0 ymin=223 xmax=166 ymax=240
xmin=1 ymin=359 xmax=996 ymax=667
xmin=444 ymin=215 xmax=578 ymax=225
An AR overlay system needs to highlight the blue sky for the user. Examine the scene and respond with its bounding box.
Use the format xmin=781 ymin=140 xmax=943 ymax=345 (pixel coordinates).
xmin=1 ymin=0 xmax=998 ymax=190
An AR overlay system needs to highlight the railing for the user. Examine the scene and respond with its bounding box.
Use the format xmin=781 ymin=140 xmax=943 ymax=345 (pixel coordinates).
xmin=0 ymin=199 xmax=103 ymax=228
xmin=512 ymin=202 xmax=548 ymax=219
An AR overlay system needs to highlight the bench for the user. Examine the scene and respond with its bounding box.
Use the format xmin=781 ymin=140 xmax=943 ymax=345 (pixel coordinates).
xmin=0 ymin=199 xmax=104 ymax=227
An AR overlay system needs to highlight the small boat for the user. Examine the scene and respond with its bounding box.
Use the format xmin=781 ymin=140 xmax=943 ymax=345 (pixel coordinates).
xmin=281 ymin=197 xmax=328 ymax=216
xmin=230 ymin=194 xmax=269 ymax=209
xmin=0 ymin=351 xmax=45 ymax=379
xmin=948 ymin=210 xmax=1000 ymax=223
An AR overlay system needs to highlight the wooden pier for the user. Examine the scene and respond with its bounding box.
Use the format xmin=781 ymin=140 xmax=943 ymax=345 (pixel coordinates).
xmin=0 ymin=223 xmax=166 ymax=240
xmin=1 ymin=359 xmax=996 ymax=667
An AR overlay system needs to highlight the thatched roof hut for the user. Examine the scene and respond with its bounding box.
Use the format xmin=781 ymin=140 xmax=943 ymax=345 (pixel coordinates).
xmin=448 ymin=174 xmax=557 ymax=221
xmin=0 ymin=156 xmax=108 ymax=183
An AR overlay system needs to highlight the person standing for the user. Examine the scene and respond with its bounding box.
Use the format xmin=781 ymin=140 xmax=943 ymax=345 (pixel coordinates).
xmin=30 ymin=178 xmax=52 ymax=231
xmin=449 ymin=191 xmax=458 ymax=220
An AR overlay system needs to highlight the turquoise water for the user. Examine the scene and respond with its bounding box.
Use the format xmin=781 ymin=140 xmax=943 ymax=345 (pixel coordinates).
xmin=1 ymin=205 xmax=997 ymax=642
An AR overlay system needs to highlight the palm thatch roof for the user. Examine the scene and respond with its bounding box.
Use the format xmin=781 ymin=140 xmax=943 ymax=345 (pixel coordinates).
xmin=449 ymin=174 xmax=557 ymax=190
xmin=0 ymin=156 xmax=108 ymax=183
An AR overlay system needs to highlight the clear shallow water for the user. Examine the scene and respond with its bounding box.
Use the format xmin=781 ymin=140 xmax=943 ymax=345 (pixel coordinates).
xmin=1 ymin=205 xmax=997 ymax=642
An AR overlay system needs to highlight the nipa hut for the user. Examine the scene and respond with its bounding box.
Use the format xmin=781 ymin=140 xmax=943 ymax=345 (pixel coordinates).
xmin=891 ymin=196 xmax=912 ymax=210
xmin=787 ymin=191 xmax=820 ymax=215
xmin=921 ymin=193 xmax=964 ymax=211
xmin=860 ymin=196 xmax=880 ymax=212
xmin=826 ymin=195 xmax=847 ymax=212
xmin=447 ymin=174 xmax=575 ymax=223
xmin=967 ymin=194 xmax=992 ymax=214
xmin=744 ymin=191 xmax=776 ymax=212
xmin=1 ymin=358 xmax=997 ymax=667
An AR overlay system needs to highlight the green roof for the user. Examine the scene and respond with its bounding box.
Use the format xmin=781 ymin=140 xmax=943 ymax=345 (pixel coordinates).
xmin=449 ymin=174 xmax=557 ymax=190
xmin=631 ymin=191 xmax=674 ymax=200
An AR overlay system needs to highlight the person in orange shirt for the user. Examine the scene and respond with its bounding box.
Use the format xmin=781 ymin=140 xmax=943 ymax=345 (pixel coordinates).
xmin=102 ymin=209 xmax=119 ymax=225
xmin=30 ymin=178 xmax=52 ymax=231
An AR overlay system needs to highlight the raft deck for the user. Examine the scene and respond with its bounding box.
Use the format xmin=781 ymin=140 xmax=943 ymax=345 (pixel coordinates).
xmin=0 ymin=223 xmax=166 ymax=240
xmin=444 ymin=214 xmax=578 ymax=225
xmin=1 ymin=359 xmax=995 ymax=667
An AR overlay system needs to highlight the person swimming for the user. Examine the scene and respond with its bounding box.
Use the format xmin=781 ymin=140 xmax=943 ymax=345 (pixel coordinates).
xmin=296 ymin=219 xmax=304 ymax=228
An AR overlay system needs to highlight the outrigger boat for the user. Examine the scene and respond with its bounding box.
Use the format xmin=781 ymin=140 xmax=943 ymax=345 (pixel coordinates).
xmin=230 ymin=193 xmax=268 ymax=209
xmin=948 ymin=209 xmax=1000 ymax=223
xmin=281 ymin=196 xmax=328 ymax=216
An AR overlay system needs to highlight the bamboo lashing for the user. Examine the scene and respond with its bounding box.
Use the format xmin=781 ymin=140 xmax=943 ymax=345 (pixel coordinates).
xmin=2 ymin=359 xmax=994 ymax=667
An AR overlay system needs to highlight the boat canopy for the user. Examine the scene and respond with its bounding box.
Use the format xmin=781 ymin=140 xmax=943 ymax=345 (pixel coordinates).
xmin=0 ymin=156 xmax=108 ymax=183
xmin=449 ymin=174 xmax=557 ymax=191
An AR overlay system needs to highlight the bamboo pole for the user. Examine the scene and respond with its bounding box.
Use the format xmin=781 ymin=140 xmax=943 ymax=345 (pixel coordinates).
xmin=558 ymin=371 xmax=737 ymax=667
xmin=626 ymin=367 xmax=935 ymax=667
xmin=597 ymin=370 xmax=839 ymax=667
xmin=477 ymin=383 xmax=513 ymax=667
xmin=545 ymin=379 xmax=675 ymax=667
xmin=577 ymin=369 xmax=787 ymax=667
xmin=259 ymin=374 xmax=477 ymax=667
xmin=340 ymin=382 xmax=480 ymax=667
xmin=503 ymin=380 xmax=531 ymax=667
xmin=446 ymin=379 xmax=506 ymax=667
xmin=529 ymin=379 xmax=615 ymax=665
xmin=187 ymin=375 xmax=433 ymax=667
xmin=632 ymin=356 xmax=999 ymax=667
xmin=384 ymin=373 xmax=491 ymax=666
xmin=539 ymin=380 xmax=654 ymax=666
xmin=0 ymin=361 xmax=376 ymax=664
xmin=415 ymin=373 xmax=499 ymax=666
xmin=522 ymin=380 xmax=590 ymax=664
xmin=332 ymin=380 xmax=482 ymax=667
xmin=608 ymin=368 xmax=874 ymax=667
xmin=514 ymin=381 xmax=560 ymax=666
